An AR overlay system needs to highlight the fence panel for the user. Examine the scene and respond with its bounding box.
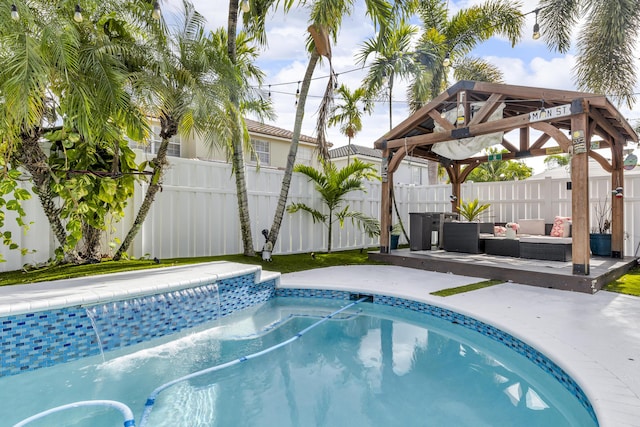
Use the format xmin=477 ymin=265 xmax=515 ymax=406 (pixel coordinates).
xmin=4 ymin=156 xmax=640 ymax=272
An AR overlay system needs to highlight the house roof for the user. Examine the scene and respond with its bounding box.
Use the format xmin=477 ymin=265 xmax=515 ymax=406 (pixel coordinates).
xmin=245 ymin=119 xmax=320 ymax=145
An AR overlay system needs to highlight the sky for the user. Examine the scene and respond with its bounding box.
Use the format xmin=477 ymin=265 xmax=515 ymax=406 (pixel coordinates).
xmin=165 ymin=0 xmax=640 ymax=174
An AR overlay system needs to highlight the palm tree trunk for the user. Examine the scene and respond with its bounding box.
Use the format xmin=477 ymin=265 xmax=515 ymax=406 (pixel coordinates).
xmin=267 ymin=51 xmax=320 ymax=247
xmin=327 ymin=210 xmax=333 ymax=253
xmin=227 ymin=0 xmax=255 ymax=256
xmin=388 ymin=74 xmax=394 ymax=131
xmin=231 ymin=127 xmax=255 ymax=256
xmin=113 ymin=131 xmax=171 ymax=260
xmin=347 ymin=136 xmax=351 ymax=165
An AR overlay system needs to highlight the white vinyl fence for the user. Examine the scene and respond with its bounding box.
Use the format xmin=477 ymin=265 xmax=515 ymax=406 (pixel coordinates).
xmin=3 ymin=156 xmax=640 ymax=272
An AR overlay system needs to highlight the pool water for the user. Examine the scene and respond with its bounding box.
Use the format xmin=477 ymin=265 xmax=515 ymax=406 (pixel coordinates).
xmin=2 ymin=298 xmax=596 ymax=426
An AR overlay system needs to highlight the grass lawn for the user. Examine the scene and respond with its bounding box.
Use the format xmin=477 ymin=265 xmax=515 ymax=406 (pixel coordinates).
xmin=603 ymin=266 xmax=640 ymax=296
xmin=0 ymin=249 xmax=385 ymax=287
xmin=2 ymin=250 xmax=639 ymax=298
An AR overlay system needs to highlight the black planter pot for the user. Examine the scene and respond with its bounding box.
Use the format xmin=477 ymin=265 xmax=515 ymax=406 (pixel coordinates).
xmin=590 ymin=233 xmax=611 ymax=257
xmin=390 ymin=234 xmax=400 ymax=250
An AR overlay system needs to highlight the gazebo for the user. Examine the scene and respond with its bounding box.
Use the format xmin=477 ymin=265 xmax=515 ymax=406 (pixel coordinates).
xmin=374 ymin=81 xmax=638 ymax=276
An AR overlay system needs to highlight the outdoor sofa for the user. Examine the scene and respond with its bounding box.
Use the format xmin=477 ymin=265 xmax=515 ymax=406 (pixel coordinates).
xmin=442 ymin=218 xmax=572 ymax=262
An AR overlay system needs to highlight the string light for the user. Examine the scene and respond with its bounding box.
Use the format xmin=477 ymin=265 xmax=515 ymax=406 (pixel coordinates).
xmin=152 ymin=1 xmax=161 ymax=20
xmin=295 ymin=81 xmax=300 ymax=105
xmin=532 ymin=9 xmax=541 ymax=40
xmin=268 ymin=84 xmax=271 ymax=98
xmin=73 ymin=4 xmax=83 ymax=23
xmin=10 ymin=3 xmax=19 ymax=20
xmin=443 ymin=52 xmax=451 ymax=67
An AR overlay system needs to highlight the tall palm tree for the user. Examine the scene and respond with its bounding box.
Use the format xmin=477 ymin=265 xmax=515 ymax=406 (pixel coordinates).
xmin=265 ymin=0 xmax=417 ymax=251
xmin=328 ymin=84 xmax=370 ymax=163
xmin=357 ymin=22 xmax=422 ymax=131
xmin=287 ymin=159 xmax=380 ymax=252
xmin=408 ymin=0 xmax=523 ymax=109
xmin=408 ymin=0 xmax=523 ymax=185
xmin=115 ymin=2 xmax=271 ymax=260
xmin=538 ymin=0 xmax=640 ymax=107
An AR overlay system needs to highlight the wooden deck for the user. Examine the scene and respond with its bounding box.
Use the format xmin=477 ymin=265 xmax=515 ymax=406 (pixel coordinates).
xmin=369 ymin=248 xmax=637 ymax=294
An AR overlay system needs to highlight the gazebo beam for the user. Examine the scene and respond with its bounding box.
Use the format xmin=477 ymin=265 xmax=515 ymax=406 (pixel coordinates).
xmin=611 ymin=137 xmax=625 ymax=258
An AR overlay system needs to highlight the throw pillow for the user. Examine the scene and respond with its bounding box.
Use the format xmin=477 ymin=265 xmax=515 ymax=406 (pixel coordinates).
xmin=494 ymin=226 xmax=507 ymax=237
xmin=550 ymin=216 xmax=571 ymax=237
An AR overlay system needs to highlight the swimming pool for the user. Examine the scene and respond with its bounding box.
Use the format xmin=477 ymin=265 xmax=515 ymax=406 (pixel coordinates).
xmin=4 ymin=297 xmax=597 ymax=426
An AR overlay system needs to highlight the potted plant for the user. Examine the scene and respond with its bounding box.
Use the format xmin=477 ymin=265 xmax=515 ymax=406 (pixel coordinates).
xmin=457 ymin=198 xmax=491 ymax=222
xmin=390 ymin=223 xmax=402 ymax=250
xmin=590 ymin=198 xmax=611 ymax=256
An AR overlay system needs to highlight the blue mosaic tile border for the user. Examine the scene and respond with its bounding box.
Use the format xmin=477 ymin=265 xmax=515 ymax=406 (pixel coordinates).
xmin=0 ymin=274 xmax=276 ymax=377
xmin=275 ymin=288 xmax=597 ymax=425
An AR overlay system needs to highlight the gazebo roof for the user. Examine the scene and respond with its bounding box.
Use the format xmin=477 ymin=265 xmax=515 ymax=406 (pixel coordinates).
xmin=374 ymin=80 xmax=637 ymax=164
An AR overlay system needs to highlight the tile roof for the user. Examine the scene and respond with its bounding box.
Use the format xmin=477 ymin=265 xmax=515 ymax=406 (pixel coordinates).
xmin=245 ymin=119 xmax=319 ymax=144
xmin=329 ymin=144 xmax=431 ymax=165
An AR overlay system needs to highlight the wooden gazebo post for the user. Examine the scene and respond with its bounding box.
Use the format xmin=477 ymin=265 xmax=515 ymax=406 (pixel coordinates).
xmin=380 ymin=147 xmax=392 ymax=253
xmin=571 ymin=109 xmax=591 ymax=275
xmin=611 ymin=137 xmax=625 ymax=258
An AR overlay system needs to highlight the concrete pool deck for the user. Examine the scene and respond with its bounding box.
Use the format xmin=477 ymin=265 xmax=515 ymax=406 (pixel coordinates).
xmin=280 ymin=265 xmax=640 ymax=427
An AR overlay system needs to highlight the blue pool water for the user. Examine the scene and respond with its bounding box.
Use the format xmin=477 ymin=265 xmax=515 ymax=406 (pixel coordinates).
xmin=3 ymin=297 xmax=596 ymax=426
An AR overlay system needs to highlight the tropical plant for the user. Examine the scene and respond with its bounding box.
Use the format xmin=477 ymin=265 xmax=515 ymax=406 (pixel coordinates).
xmin=264 ymin=0 xmax=417 ymax=250
xmin=0 ymin=0 xmax=153 ymax=263
xmin=287 ymin=159 xmax=380 ymax=252
xmin=538 ymin=0 xmax=640 ymax=107
xmin=408 ymin=0 xmax=523 ymax=109
xmin=328 ymin=84 xmax=371 ymax=163
xmin=357 ymin=21 xmax=423 ymax=131
xmin=465 ymin=148 xmax=533 ymax=182
xmin=457 ymin=198 xmax=491 ymax=222
xmin=113 ymin=1 xmax=269 ymax=260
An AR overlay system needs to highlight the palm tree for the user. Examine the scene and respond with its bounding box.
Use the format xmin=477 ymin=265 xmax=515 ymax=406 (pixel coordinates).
xmin=408 ymin=0 xmax=523 ymax=109
xmin=357 ymin=22 xmax=422 ymax=131
xmin=408 ymin=0 xmax=522 ymax=185
xmin=537 ymin=0 xmax=640 ymax=107
xmin=115 ymin=3 xmax=271 ymax=260
xmin=328 ymin=84 xmax=370 ymax=163
xmin=0 ymin=0 xmax=151 ymax=263
xmin=287 ymin=159 xmax=380 ymax=252
xmin=265 ymin=0 xmax=417 ymax=251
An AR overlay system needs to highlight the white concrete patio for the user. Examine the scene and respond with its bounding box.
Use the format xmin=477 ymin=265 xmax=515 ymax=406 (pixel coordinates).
xmin=280 ymin=265 xmax=640 ymax=427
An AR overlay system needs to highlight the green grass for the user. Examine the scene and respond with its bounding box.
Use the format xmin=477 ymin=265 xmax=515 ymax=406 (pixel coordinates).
xmin=604 ymin=266 xmax=640 ymax=296
xmin=0 ymin=249 xmax=384 ymax=287
xmin=430 ymin=280 xmax=504 ymax=297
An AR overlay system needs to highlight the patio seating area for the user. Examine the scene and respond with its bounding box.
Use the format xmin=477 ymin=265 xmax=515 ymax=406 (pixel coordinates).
xmin=440 ymin=218 xmax=573 ymax=262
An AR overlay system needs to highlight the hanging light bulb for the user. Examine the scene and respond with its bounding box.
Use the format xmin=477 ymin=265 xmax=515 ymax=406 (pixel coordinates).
xmin=443 ymin=52 xmax=451 ymax=67
xmin=10 ymin=3 xmax=19 ymax=20
xmin=152 ymin=1 xmax=161 ymax=20
xmin=334 ymin=73 xmax=339 ymax=90
xmin=268 ymin=85 xmax=271 ymax=98
xmin=532 ymin=9 xmax=541 ymax=40
xmin=440 ymin=108 xmax=446 ymax=119
xmin=295 ymin=81 xmax=300 ymax=104
xmin=240 ymin=0 xmax=250 ymax=13
xmin=73 ymin=4 xmax=83 ymax=23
